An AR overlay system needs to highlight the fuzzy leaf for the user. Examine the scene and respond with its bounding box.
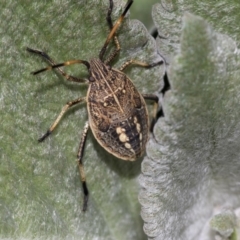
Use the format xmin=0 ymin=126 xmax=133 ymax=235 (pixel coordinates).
xmin=0 ymin=0 xmax=164 ymax=239
xmin=210 ymin=210 xmax=236 ymax=238
xmin=140 ymin=13 xmax=240 ymax=240
xmin=152 ymin=0 xmax=240 ymax=63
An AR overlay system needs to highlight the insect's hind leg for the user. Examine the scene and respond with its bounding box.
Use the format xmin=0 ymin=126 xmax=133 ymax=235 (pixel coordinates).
xmin=27 ymin=47 xmax=86 ymax=83
xmin=142 ymin=94 xmax=160 ymax=132
xmin=77 ymin=121 xmax=90 ymax=211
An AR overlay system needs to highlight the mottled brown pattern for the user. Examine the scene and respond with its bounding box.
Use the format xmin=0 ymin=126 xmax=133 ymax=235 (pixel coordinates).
xmin=87 ymin=59 xmax=149 ymax=160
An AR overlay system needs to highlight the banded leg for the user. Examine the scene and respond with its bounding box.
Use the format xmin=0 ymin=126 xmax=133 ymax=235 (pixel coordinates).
xmin=77 ymin=121 xmax=89 ymax=211
xmin=119 ymin=59 xmax=163 ymax=71
xmin=142 ymin=93 xmax=159 ymax=116
xmin=27 ymin=47 xmax=88 ymax=83
xmin=99 ymin=0 xmax=133 ymax=60
xmin=142 ymin=94 xmax=160 ymax=131
xmin=104 ymin=0 xmax=121 ymax=65
xmin=38 ymin=97 xmax=86 ymax=142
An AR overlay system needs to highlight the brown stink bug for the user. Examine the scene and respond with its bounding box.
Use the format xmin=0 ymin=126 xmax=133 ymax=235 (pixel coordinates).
xmin=27 ymin=0 xmax=163 ymax=211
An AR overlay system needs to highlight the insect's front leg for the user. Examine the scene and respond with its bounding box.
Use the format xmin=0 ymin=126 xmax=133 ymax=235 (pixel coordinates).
xmin=27 ymin=47 xmax=87 ymax=83
xmin=77 ymin=121 xmax=90 ymax=211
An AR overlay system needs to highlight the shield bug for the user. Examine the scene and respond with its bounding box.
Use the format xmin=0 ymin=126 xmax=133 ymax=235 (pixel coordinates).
xmin=27 ymin=0 xmax=163 ymax=211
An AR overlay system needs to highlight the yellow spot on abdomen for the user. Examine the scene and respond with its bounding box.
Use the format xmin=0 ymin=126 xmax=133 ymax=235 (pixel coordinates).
xmin=119 ymin=133 xmax=129 ymax=142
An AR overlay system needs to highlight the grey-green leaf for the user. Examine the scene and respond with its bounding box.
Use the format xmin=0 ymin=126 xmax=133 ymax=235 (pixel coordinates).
xmin=210 ymin=210 xmax=236 ymax=238
xmin=140 ymin=13 xmax=240 ymax=240
xmin=152 ymin=0 xmax=240 ymax=63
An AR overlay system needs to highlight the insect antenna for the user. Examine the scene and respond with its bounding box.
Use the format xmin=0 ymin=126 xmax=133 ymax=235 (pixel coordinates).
xmin=99 ymin=0 xmax=133 ymax=60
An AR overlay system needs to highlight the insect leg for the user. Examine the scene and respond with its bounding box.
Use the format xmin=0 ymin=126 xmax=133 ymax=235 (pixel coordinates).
xmin=142 ymin=93 xmax=158 ymax=102
xmin=145 ymin=73 xmax=170 ymax=131
xmin=119 ymin=59 xmax=163 ymax=71
xmin=76 ymin=121 xmax=89 ymax=211
xmin=142 ymin=94 xmax=160 ymax=131
xmin=38 ymin=97 xmax=86 ymax=142
xmin=99 ymin=0 xmax=133 ymax=60
xmin=27 ymin=47 xmax=89 ymax=83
